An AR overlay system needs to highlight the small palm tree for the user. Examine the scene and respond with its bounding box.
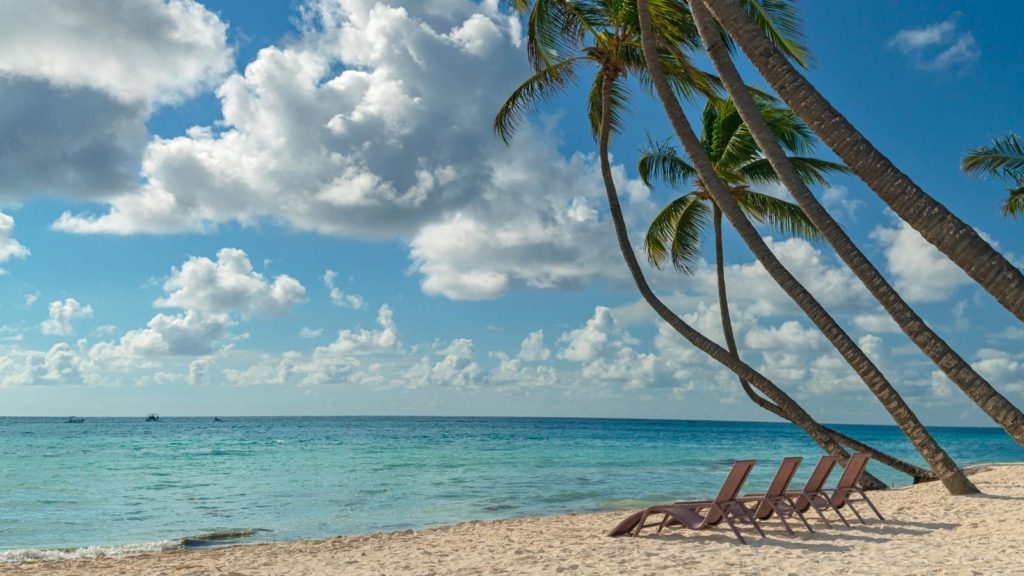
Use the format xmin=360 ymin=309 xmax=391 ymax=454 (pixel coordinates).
xmin=640 ymin=96 xmax=845 ymax=399
xmin=962 ymin=133 xmax=1024 ymax=218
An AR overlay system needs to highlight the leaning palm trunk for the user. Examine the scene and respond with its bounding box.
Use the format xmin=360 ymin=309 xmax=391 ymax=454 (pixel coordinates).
xmin=595 ymin=67 xmax=862 ymax=481
xmin=700 ymin=0 xmax=1024 ymax=322
xmin=636 ymin=0 xmax=976 ymax=494
xmin=689 ymin=1 xmax=1024 ymax=449
xmin=711 ymin=207 xmax=931 ymax=484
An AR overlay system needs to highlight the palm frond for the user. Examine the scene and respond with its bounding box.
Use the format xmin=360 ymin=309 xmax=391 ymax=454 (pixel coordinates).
xmin=738 ymin=156 xmax=849 ymax=187
xmin=588 ymin=70 xmax=631 ymax=140
xmin=962 ymin=133 xmax=1024 ymax=180
xmin=740 ymin=0 xmax=811 ymax=67
xmin=494 ymin=58 xmax=580 ymax=145
xmin=734 ymin=188 xmax=821 ymax=241
xmin=756 ymin=104 xmax=817 ymax=154
xmin=638 ymin=137 xmax=697 ymax=188
xmin=526 ymin=0 xmax=593 ymax=72
xmin=1002 ymin=186 xmax=1024 ymax=218
xmin=644 ymin=192 xmax=711 ymax=273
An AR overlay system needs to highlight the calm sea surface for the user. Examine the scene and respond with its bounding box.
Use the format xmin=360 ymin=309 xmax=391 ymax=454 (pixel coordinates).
xmin=1 ymin=416 xmax=1021 ymax=560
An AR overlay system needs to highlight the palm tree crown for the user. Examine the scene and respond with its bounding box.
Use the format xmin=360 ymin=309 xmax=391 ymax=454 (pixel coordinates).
xmin=962 ymin=133 xmax=1024 ymax=218
xmin=640 ymin=96 xmax=847 ymax=273
xmin=494 ymin=0 xmax=718 ymax=147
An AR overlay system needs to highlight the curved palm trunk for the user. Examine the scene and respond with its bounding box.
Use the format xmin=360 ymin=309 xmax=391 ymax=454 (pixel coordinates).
xmin=636 ymin=0 xmax=976 ymax=494
xmin=596 ymin=68 xmax=855 ymax=477
xmin=689 ymin=1 xmax=1024 ymax=449
xmin=713 ymin=207 xmax=931 ymax=484
xmin=700 ymin=0 xmax=1024 ymax=322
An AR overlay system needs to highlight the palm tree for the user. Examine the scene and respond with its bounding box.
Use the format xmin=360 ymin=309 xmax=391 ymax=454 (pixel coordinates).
xmin=496 ymin=0 xmax=854 ymax=468
xmin=686 ymin=1 xmax=1024 ymax=449
xmin=640 ymin=102 xmax=934 ymax=481
xmin=634 ymin=0 xmax=977 ymax=493
xmin=697 ymin=0 xmax=1024 ymax=322
xmin=963 ymin=134 xmax=1024 ymax=218
xmin=638 ymin=100 xmax=926 ymax=476
xmin=497 ymin=0 xmax=932 ymax=487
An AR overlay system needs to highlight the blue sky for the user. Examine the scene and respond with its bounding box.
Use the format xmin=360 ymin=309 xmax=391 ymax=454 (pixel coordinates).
xmin=0 ymin=0 xmax=1021 ymax=424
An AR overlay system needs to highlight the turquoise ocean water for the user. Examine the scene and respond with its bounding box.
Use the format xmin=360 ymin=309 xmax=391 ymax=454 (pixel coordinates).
xmin=1 ymin=416 xmax=1021 ymax=561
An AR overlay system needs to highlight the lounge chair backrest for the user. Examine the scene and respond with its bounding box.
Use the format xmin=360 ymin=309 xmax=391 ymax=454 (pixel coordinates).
xmin=704 ymin=459 xmax=756 ymax=525
xmin=755 ymin=457 xmax=802 ymax=519
xmin=714 ymin=459 xmax=756 ymax=503
xmin=836 ymin=453 xmax=871 ymax=489
xmin=802 ymin=455 xmax=837 ymax=492
xmin=831 ymin=453 xmax=872 ymax=507
xmin=766 ymin=457 xmax=802 ymax=497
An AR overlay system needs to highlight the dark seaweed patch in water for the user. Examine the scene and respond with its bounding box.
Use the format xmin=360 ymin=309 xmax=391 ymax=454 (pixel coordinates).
xmin=181 ymin=528 xmax=270 ymax=548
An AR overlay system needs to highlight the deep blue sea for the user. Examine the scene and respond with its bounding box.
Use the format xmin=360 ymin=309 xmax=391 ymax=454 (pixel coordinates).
xmin=1 ymin=416 xmax=1021 ymax=561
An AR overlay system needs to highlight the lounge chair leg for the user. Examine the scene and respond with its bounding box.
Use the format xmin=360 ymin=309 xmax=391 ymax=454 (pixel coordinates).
xmin=858 ymin=489 xmax=885 ymax=521
xmin=811 ymin=503 xmax=831 ymax=528
xmin=786 ymin=497 xmax=813 ymax=533
xmin=722 ymin=515 xmax=748 ymax=545
xmin=775 ymin=508 xmax=795 ymax=535
xmin=633 ymin=511 xmax=650 ymax=537
xmin=657 ymin=514 xmax=668 ymax=534
xmin=831 ymin=505 xmax=851 ymax=528
xmin=793 ymin=509 xmax=814 ymax=533
xmin=744 ymin=507 xmax=766 ymax=539
xmin=846 ymin=501 xmax=866 ymax=524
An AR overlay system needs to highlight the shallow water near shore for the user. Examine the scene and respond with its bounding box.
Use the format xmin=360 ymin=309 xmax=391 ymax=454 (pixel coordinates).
xmin=1 ymin=416 xmax=1020 ymax=560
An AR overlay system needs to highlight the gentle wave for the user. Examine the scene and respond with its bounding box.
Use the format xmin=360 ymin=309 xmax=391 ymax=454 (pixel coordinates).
xmin=0 ymin=529 xmax=269 ymax=563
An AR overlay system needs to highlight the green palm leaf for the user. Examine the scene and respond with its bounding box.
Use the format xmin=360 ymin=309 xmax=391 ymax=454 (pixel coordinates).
xmin=962 ymin=133 xmax=1024 ymax=179
xmin=644 ymin=192 xmax=711 ymax=273
xmin=740 ymin=0 xmax=810 ymax=67
xmin=494 ymin=58 xmax=581 ymax=144
xmin=734 ymin=188 xmax=821 ymax=241
xmin=588 ymin=70 xmax=631 ymax=139
xmin=1002 ymin=187 xmax=1024 ymax=218
xmin=739 ymin=156 xmax=849 ymax=187
xmin=638 ymin=137 xmax=697 ymax=188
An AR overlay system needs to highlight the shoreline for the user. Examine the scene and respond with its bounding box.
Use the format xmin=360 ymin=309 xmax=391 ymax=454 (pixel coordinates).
xmin=4 ymin=462 xmax=1022 ymax=575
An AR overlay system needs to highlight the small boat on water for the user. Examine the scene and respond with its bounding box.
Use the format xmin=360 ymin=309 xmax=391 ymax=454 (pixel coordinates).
xmin=145 ymin=413 xmax=160 ymax=422
xmin=65 ymin=417 xmax=85 ymax=423
xmin=213 ymin=417 xmax=223 ymax=422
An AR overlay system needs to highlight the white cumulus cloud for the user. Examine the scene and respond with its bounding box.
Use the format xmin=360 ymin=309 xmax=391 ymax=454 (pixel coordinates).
xmin=156 ymin=248 xmax=306 ymax=318
xmin=0 ymin=211 xmax=29 ymax=273
xmin=870 ymin=220 xmax=971 ymax=303
xmin=41 ymin=298 xmax=93 ymax=336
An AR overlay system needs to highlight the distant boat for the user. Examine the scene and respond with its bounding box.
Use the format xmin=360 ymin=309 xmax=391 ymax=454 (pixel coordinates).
xmin=65 ymin=417 xmax=85 ymax=423
xmin=145 ymin=414 xmax=160 ymax=422
xmin=213 ymin=417 xmax=223 ymax=422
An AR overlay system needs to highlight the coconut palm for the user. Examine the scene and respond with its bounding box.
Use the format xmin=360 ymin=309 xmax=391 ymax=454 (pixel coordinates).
xmin=496 ymin=0 xmax=937 ymax=487
xmin=963 ymin=133 xmax=1024 ymax=218
xmin=634 ymin=0 xmax=976 ymax=493
xmin=641 ymin=99 xmax=932 ymax=481
xmin=685 ymin=1 xmax=1024 ymax=449
xmin=697 ymin=0 xmax=1024 ymax=322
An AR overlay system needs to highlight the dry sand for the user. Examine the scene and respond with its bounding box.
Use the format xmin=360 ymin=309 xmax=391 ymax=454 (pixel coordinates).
xmin=4 ymin=462 xmax=1022 ymax=576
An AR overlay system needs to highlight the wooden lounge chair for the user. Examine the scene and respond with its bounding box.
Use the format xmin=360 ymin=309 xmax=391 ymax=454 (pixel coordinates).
xmin=791 ymin=453 xmax=885 ymax=527
xmin=779 ymin=455 xmax=847 ymax=528
xmin=742 ymin=456 xmax=815 ymax=535
xmin=607 ymin=460 xmax=765 ymax=544
xmin=825 ymin=453 xmax=885 ymax=524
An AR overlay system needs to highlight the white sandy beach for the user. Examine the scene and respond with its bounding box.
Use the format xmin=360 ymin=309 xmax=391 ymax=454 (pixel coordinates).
xmin=4 ymin=463 xmax=1022 ymax=576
